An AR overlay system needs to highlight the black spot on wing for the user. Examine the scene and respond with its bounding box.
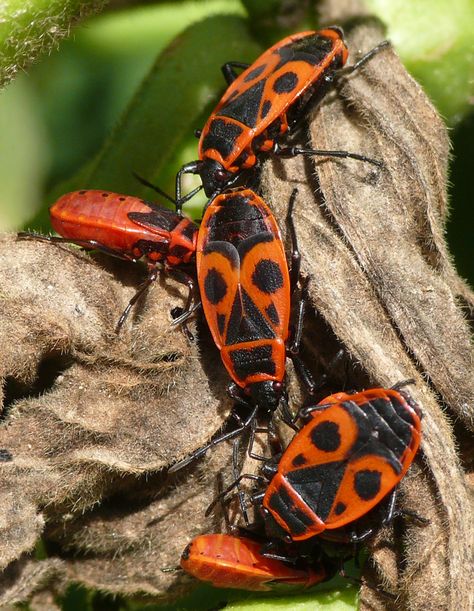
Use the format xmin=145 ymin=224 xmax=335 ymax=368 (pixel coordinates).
xmin=310 ymin=420 xmax=341 ymax=452
xmin=273 ymin=71 xmax=298 ymax=94
xmin=218 ymin=80 xmax=265 ymax=128
xmin=201 ymin=119 xmax=244 ymax=159
xmin=334 ymin=502 xmax=346 ymax=516
xmin=292 ymin=453 xmax=308 ymax=467
xmin=243 ymin=64 xmax=267 ymax=82
xmin=354 ymin=470 xmax=382 ymax=501
xmin=252 ymin=259 xmax=284 ymax=294
xmin=265 ymin=302 xmax=280 ymax=326
xmin=204 ymin=268 xmax=228 ymax=305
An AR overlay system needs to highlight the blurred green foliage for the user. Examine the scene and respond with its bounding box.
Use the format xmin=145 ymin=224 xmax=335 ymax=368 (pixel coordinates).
xmin=0 ymin=0 xmax=471 ymax=279
xmin=0 ymin=0 xmax=473 ymax=609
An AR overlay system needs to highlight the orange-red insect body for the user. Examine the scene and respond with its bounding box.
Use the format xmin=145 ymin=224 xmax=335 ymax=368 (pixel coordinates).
xmin=178 ymin=28 xmax=349 ymax=199
xmin=50 ymin=190 xmax=198 ymax=266
xmin=196 ymin=188 xmax=291 ymax=409
xmin=180 ymin=533 xmax=326 ymax=591
xmin=262 ymin=388 xmax=422 ymax=542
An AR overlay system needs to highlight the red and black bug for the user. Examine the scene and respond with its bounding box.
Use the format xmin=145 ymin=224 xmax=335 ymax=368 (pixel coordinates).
xmin=19 ymin=189 xmax=199 ymax=331
xmin=168 ymin=187 xmax=313 ymax=472
xmin=180 ymin=533 xmax=327 ymax=591
xmin=208 ymin=385 xmax=423 ymax=543
xmin=176 ymin=27 xmax=387 ymax=203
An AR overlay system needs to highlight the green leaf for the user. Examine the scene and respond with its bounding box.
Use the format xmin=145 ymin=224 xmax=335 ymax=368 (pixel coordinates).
xmin=365 ymin=0 xmax=474 ymax=124
xmin=56 ymin=14 xmax=262 ymax=206
xmin=0 ymin=0 xmax=107 ymax=87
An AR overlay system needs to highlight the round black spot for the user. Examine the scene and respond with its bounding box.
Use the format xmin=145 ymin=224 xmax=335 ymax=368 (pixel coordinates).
xmin=273 ymin=71 xmax=298 ymax=94
xmin=119 ymin=196 xmax=126 ymax=201
xmin=252 ymin=259 xmax=284 ymax=294
xmin=101 ymin=192 xmax=109 ymax=197
xmin=78 ymin=190 xmax=86 ymax=195
xmin=354 ymin=470 xmax=382 ymax=501
xmin=204 ymin=268 xmax=228 ymax=304
xmin=334 ymin=502 xmax=346 ymax=515
xmin=261 ymin=100 xmax=272 ymax=119
xmin=292 ymin=453 xmax=307 ymax=467
xmin=310 ymin=420 xmax=341 ymax=452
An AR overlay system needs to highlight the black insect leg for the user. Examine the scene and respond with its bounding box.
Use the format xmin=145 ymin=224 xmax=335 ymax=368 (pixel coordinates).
xmin=165 ymin=266 xmax=199 ymax=327
xmin=347 ymin=490 xmax=398 ymax=544
xmin=278 ymin=394 xmax=299 ymax=432
xmin=247 ymin=417 xmax=281 ymax=461
xmin=285 ymin=187 xmax=300 ymax=294
xmin=231 ymin=437 xmax=251 ymax=526
xmin=132 ymin=171 xmax=203 ymax=212
xmin=259 ymin=540 xmax=300 ymax=565
xmin=390 ymin=379 xmax=416 ymax=392
xmin=17 ymin=233 xmax=138 ymax=262
xmin=221 ymin=61 xmax=250 ymax=84
xmin=175 ymin=161 xmax=202 ymax=213
xmin=286 ymin=278 xmax=319 ymax=400
xmin=167 ymin=404 xmax=259 ymax=474
xmin=205 ymin=472 xmax=265 ymax=518
xmin=339 ymin=40 xmax=391 ymax=76
xmin=115 ymin=265 xmax=159 ymax=332
xmin=273 ymin=142 xmax=383 ymax=168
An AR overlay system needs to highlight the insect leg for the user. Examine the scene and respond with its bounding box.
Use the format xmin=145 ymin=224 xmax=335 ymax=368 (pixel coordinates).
xmin=18 ymin=233 xmax=138 ymax=262
xmin=339 ymin=40 xmax=390 ymax=75
xmin=274 ymin=143 xmax=383 ymax=168
xmin=166 ymin=266 xmax=199 ymax=327
xmin=221 ymin=61 xmax=251 ymax=85
xmin=167 ymin=405 xmax=259 ymax=473
xmin=115 ymin=266 xmax=159 ymax=332
xmin=175 ymin=161 xmax=201 ymax=212
xmin=205 ymin=472 xmax=265 ymax=518
xmin=285 ymin=188 xmax=300 ymax=294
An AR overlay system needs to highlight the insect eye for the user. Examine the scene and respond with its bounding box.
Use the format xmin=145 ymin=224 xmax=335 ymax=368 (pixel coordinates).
xmin=215 ymin=169 xmax=227 ymax=181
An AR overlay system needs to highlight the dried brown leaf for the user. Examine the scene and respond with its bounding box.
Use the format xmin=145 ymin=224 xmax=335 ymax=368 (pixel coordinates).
xmin=0 ymin=17 xmax=473 ymax=611
xmin=261 ymin=22 xmax=473 ymax=611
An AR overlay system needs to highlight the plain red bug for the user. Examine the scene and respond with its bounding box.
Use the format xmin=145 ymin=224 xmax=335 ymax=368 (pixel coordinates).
xmin=19 ymin=189 xmax=199 ymax=331
xmin=176 ymin=27 xmax=388 ymax=204
xmin=208 ymin=385 xmax=423 ymax=544
xmin=180 ymin=533 xmax=327 ymax=591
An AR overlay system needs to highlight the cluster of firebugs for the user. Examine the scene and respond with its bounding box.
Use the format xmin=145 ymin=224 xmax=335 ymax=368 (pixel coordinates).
xmin=22 ymin=28 xmax=425 ymax=593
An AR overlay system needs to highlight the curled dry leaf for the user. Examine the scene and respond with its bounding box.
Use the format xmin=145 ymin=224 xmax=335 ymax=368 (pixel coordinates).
xmin=0 ymin=19 xmax=473 ymax=610
xmin=0 ymin=236 xmax=233 ymax=602
xmin=261 ymin=22 xmax=474 ymax=611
